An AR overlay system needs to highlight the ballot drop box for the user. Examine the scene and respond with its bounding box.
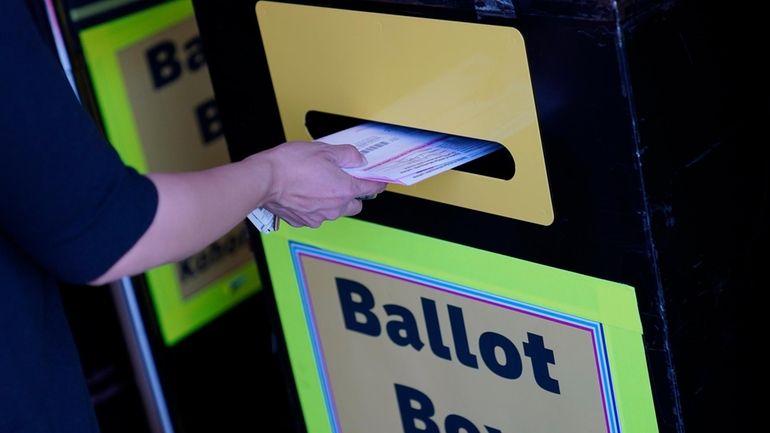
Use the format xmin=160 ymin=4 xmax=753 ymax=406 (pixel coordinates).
xmin=52 ymin=1 xmax=293 ymax=431
xmin=193 ymin=0 xmax=754 ymax=432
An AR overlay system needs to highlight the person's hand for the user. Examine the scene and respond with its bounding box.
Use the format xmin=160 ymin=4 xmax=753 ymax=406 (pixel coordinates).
xmin=252 ymin=141 xmax=386 ymax=228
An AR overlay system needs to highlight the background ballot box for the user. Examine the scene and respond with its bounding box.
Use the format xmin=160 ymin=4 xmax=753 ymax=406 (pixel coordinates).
xmin=192 ymin=1 xmax=762 ymax=432
xmin=49 ymin=1 xmax=292 ymax=432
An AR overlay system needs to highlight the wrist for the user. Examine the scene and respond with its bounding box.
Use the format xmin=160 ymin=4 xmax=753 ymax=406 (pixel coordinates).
xmin=243 ymin=150 xmax=280 ymax=208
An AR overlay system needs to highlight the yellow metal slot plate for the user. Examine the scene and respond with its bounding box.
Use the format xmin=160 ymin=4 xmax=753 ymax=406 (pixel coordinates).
xmin=256 ymin=1 xmax=553 ymax=225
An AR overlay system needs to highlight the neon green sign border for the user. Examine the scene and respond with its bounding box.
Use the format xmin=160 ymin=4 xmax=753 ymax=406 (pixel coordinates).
xmin=79 ymin=0 xmax=261 ymax=346
xmin=262 ymin=217 xmax=658 ymax=433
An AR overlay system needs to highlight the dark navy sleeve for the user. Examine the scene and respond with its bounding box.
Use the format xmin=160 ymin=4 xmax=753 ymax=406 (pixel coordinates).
xmin=0 ymin=2 xmax=158 ymax=283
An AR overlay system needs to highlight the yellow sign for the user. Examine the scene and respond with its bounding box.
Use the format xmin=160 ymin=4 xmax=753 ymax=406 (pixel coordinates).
xmin=255 ymin=1 xmax=553 ymax=225
xmin=117 ymin=17 xmax=254 ymax=299
xmin=297 ymin=246 xmax=614 ymax=432
xmin=80 ymin=1 xmax=261 ymax=345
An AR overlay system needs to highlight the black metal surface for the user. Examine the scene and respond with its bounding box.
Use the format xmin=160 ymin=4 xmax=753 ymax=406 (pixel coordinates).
xmin=192 ymin=0 xmax=765 ymax=431
xmin=129 ymin=280 xmax=297 ymax=433
xmin=624 ymin=1 xmax=765 ymax=430
xmin=60 ymin=284 xmax=152 ymax=433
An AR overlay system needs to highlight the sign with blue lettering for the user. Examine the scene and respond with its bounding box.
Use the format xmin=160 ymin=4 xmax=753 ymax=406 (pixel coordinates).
xmin=293 ymin=243 xmax=614 ymax=433
xmin=262 ymin=219 xmax=657 ymax=433
xmin=79 ymin=0 xmax=261 ymax=345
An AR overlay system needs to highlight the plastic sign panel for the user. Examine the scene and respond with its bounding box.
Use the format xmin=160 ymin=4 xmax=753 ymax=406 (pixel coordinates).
xmin=262 ymin=218 xmax=657 ymax=433
xmin=256 ymin=1 xmax=554 ymax=226
xmin=79 ymin=0 xmax=261 ymax=345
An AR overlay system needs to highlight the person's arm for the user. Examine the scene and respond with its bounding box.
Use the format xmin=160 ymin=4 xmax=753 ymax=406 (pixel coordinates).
xmin=2 ymin=2 xmax=383 ymax=286
xmin=89 ymin=141 xmax=385 ymax=285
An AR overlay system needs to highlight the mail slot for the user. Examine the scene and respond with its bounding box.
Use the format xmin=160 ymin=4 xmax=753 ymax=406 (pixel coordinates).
xmin=193 ymin=0 xmax=751 ymax=432
xmin=305 ymin=112 xmax=515 ymax=181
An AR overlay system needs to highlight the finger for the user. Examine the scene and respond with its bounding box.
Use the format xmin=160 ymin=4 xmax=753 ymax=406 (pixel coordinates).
xmin=354 ymin=179 xmax=387 ymax=197
xmin=283 ymin=208 xmax=325 ymax=228
xmin=304 ymin=215 xmax=324 ymax=228
xmin=343 ymin=198 xmax=364 ymax=217
xmin=275 ymin=209 xmax=305 ymax=228
xmin=282 ymin=216 xmax=304 ymax=228
xmin=323 ymin=143 xmax=367 ymax=168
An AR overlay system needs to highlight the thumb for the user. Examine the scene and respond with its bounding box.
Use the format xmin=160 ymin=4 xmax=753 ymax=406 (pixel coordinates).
xmin=325 ymin=143 xmax=367 ymax=168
